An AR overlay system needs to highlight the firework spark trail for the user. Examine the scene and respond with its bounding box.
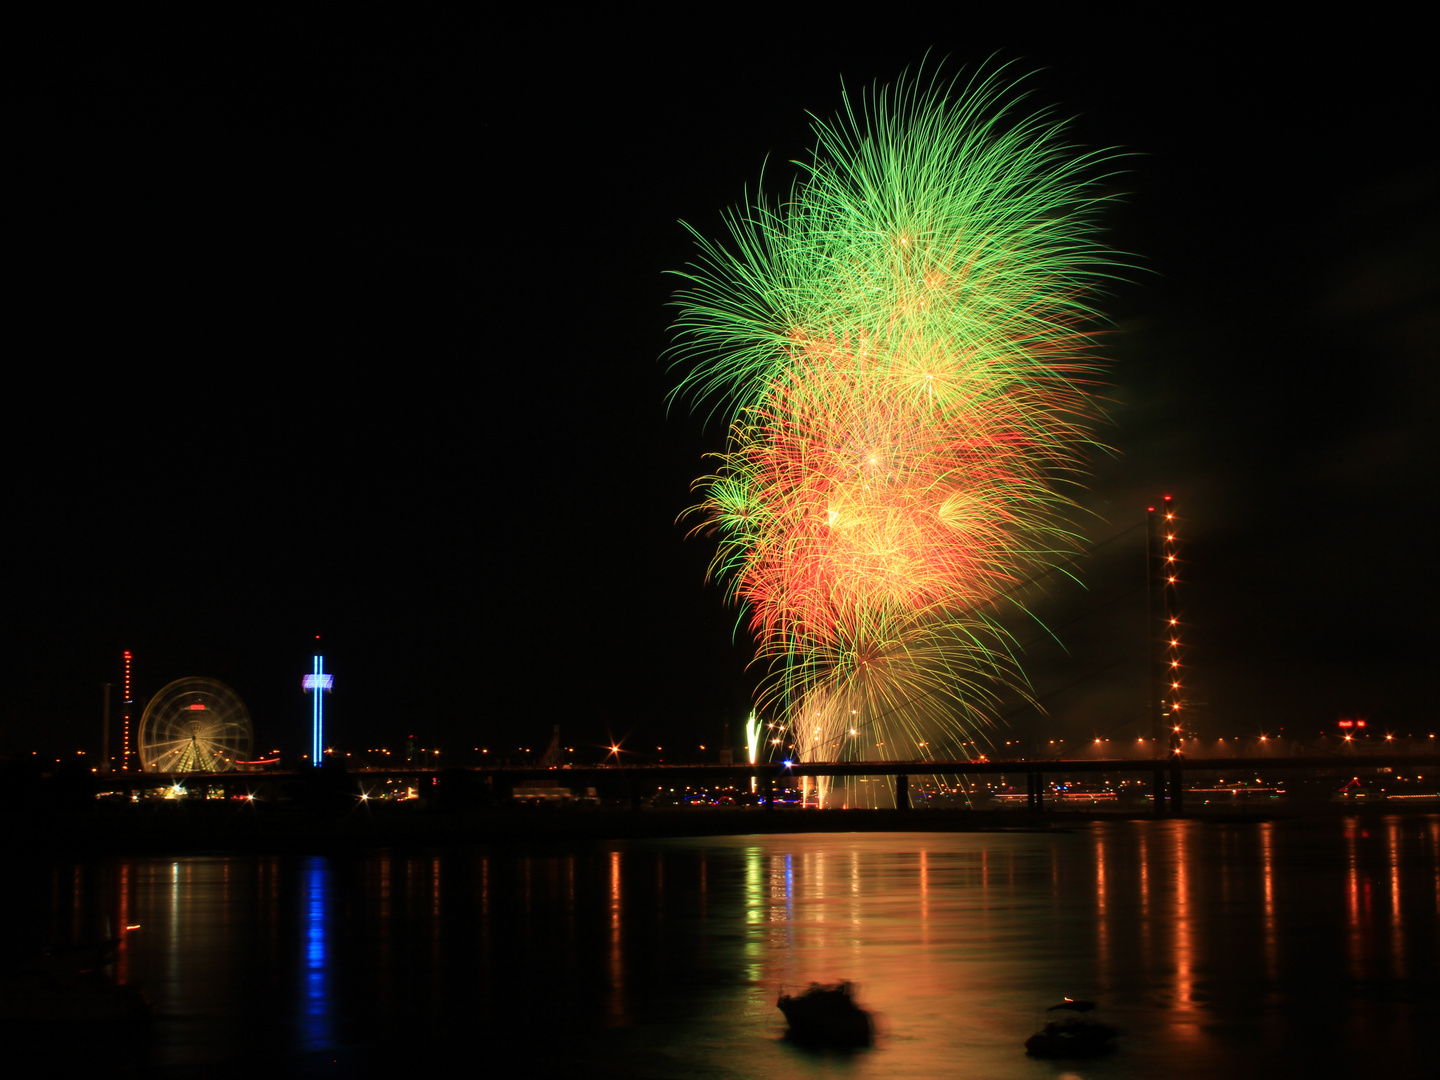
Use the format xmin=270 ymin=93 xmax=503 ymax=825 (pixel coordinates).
xmin=669 ymin=65 xmax=1122 ymax=801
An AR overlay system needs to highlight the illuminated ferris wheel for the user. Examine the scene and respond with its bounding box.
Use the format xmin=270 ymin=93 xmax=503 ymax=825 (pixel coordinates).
xmin=138 ymin=677 xmax=254 ymax=773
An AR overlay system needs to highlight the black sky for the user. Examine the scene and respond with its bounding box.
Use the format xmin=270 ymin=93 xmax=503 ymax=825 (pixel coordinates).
xmin=8 ymin=11 xmax=1436 ymax=765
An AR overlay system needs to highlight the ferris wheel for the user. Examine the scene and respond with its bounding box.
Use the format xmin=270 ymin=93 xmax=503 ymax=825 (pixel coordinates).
xmin=138 ymin=677 xmax=254 ymax=773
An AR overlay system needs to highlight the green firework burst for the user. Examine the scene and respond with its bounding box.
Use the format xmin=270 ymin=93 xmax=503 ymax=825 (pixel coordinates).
xmin=669 ymin=62 xmax=1125 ymax=796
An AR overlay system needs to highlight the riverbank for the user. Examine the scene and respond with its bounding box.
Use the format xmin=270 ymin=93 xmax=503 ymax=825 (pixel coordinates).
xmin=4 ymin=796 xmax=1436 ymax=854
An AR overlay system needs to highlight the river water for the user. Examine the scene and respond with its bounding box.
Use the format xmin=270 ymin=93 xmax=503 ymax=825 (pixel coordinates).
xmin=9 ymin=814 xmax=1438 ymax=1078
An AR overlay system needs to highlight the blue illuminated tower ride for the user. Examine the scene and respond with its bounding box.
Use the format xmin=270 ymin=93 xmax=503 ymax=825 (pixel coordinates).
xmin=303 ymin=655 xmax=333 ymax=765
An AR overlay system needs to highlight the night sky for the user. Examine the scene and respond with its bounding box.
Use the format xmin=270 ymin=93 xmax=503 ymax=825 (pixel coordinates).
xmin=8 ymin=12 xmax=1435 ymax=767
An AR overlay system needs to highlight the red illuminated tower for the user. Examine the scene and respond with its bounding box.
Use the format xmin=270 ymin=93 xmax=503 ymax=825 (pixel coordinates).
xmin=1146 ymin=497 xmax=1184 ymax=754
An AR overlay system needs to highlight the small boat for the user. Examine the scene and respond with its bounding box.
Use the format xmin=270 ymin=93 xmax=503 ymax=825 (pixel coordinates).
xmin=777 ymin=980 xmax=873 ymax=1046
xmin=1024 ymin=997 xmax=1117 ymax=1057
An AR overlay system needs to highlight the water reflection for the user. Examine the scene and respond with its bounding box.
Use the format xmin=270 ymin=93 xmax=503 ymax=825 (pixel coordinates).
xmin=1432 ymin=817 xmax=1440 ymax=912
xmin=1172 ymin=822 xmax=1195 ymax=1020
xmin=11 ymin=815 xmax=1437 ymax=1078
xmin=1260 ymin=820 xmax=1277 ymax=981
xmin=1387 ymin=816 xmax=1404 ymax=980
xmin=607 ymin=847 xmax=626 ymax=1024
xmin=1094 ymin=828 xmax=1108 ymax=993
xmin=742 ymin=846 xmax=764 ymax=985
xmin=1344 ymin=817 xmax=1370 ymax=980
xmin=298 ymin=855 xmax=334 ymax=1052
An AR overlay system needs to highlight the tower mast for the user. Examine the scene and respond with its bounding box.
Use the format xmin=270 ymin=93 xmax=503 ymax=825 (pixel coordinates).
xmin=1147 ymin=496 xmax=1184 ymax=754
xmin=121 ymin=650 xmax=134 ymax=771
xmin=303 ymin=643 xmax=334 ymax=766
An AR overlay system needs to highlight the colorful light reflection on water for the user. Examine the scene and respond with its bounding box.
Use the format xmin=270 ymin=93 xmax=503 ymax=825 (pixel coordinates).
xmin=299 ymin=855 xmax=334 ymax=1053
xmin=7 ymin=816 xmax=1437 ymax=1078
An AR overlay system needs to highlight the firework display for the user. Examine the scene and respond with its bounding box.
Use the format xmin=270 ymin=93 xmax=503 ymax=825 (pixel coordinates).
xmin=670 ymin=67 xmax=1120 ymax=798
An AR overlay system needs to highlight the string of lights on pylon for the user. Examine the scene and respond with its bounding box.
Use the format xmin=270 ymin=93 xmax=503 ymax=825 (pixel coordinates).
xmin=1148 ymin=495 xmax=1186 ymax=754
xmin=121 ymin=649 xmax=134 ymax=771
